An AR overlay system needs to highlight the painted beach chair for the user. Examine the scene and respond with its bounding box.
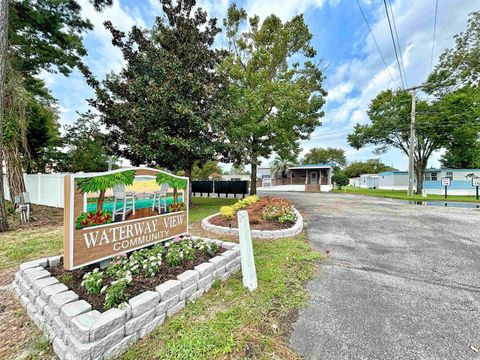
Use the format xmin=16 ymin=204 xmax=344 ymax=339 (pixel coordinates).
xmin=152 ymin=183 xmax=169 ymax=214
xmin=112 ymin=184 xmax=135 ymax=221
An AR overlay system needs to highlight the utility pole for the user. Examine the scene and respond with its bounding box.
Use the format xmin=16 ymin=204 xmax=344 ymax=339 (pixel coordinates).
xmin=405 ymin=84 xmax=425 ymax=196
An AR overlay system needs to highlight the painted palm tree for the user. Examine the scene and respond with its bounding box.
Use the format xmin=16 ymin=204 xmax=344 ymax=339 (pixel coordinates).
xmin=155 ymin=172 xmax=187 ymax=202
xmin=76 ymin=170 xmax=136 ymax=211
xmin=271 ymin=155 xmax=298 ymax=179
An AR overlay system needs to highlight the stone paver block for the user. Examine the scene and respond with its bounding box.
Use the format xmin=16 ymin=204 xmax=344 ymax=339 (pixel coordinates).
xmin=24 ymin=269 xmax=51 ymax=284
xmin=43 ymin=305 xmax=55 ymax=323
xmin=190 ymin=288 xmax=204 ymax=302
xmin=155 ymin=279 xmax=181 ymax=300
xmin=138 ymin=313 xmax=165 ymax=339
xmin=221 ymin=241 xmax=236 ymax=249
xmin=60 ymin=300 xmax=92 ymax=323
xmin=71 ymin=310 xmax=101 ymax=343
xmin=19 ymin=280 xmax=30 ymax=295
xmin=103 ymin=334 xmax=137 ymax=360
xmin=194 ymin=262 xmax=214 ymax=277
xmin=68 ymin=332 xmax=94 ymax=360
xmin=155 ymin=299 xmax=168 ymax=316
xmin=221 ymin=271 xmax=231 ymax=282
xmin=20 ymin=260 xmax=45 ymax=274
xmin=177 ymin=270 xmax=200 ymax=289
xmin=52 ymin=315 xmax=66 ymax=338
xmin=32 ymin=276 xmax=58 ymax=294
xmin=53 ymin=338 xmax=68 ymax=360
xmin=34 ymin=296 xmax=47 ymax=314
xmin=164 ymin=294 xmax=180 ymax=310
xmin=128 ymin=291 xmax=160 ymax=318
xmin=40 ymin=283 xmax=68 ymax=302
xmin=20 ymin=294 xmax=29 ymax=307
xmin=209 ymin=255 xmax=227 ymax=270
xmin=125 ymin=308 xmax=155 ymax=335
xmin=213 ymin=267 xmax=225 ymax=279
xmin=166 ymin=300 xmax=185 ymax=317
xmin=232 ymin=264 xmax=241 ymax=273
xmin=27 ymin=302 xmax=37 ymax=317
xmin=225 ymin=259 xmax=236 ymax=271
xmin=47 ymin=255 xmax=62 ymax=267
xmin=180 ymin=283 xmax=197 ymax=300
xmin=90 ymin=327 xmax=125 ymax=359
xmin=197 ymin=274 xmax=213 ymax=289
xmin=27 ymin=288 xmax=37 ymax=302
xmin=90 ymin=307 xmax=126 ymax=342
xmin=222 ymin=250 xmax=238 ymax=262
xmin=50 ymin=290 xmax=79 ymax=314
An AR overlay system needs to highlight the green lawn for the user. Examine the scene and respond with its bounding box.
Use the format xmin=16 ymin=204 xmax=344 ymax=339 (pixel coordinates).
xmin=334 ymin=186 xmax=480 ymax=203
xmin=188 ymin=196 xmax=237 ymax=223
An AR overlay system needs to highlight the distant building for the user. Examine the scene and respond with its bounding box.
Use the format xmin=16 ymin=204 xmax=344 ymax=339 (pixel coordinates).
xmin=351 ymin=168 xmax=480 ymax=195
xmin=259 ymin=163 xmax=335 ymax=192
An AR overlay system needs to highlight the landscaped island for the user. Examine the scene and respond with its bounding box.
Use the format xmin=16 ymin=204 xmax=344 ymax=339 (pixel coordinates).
xmin=202 ymin=196 xmax=304 ymax=238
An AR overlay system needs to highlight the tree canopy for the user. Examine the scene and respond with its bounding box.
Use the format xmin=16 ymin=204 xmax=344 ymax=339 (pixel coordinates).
xmin=348 ymin=89 xmax=445 ymax=193
xmin=89 ymin=0 xmax=228 ymax=179
xmin=222 ymin=4 xmax=326 ymax=194
xmin=344 ymin=159 xmax=396 ymax=178
xmin=302 ymin=147 xmax=346 ymax=167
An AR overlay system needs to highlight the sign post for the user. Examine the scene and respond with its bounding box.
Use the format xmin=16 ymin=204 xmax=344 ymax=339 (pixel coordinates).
xmin=237 ymin=210 xmax=257 ymax=292
xmin=441 ymin=177 xmax=451 ymax=199
xmin=472 ymin=177 xmax=480 ymax=200
xmin=64 ymin=168 xmax=189 ymax=270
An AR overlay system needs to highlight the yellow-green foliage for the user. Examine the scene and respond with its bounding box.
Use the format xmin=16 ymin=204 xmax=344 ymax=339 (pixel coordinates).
xmin=220 ymin=195 xmax=259 ymax=220
xmin=220 ymin=206 xmax=235 ymax=220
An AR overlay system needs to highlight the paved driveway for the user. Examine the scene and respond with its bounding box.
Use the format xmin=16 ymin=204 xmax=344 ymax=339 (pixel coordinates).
xmin=263 ymin=192 xmax=480 ymax=360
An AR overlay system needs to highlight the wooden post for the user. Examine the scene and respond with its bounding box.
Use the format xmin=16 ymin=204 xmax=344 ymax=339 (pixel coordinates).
xmin=237 ymin=210 xmax=257 ymax=291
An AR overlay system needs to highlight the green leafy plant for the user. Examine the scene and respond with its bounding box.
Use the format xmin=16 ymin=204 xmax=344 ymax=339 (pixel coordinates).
xmin=75 ymin=210 xmax=113 ymax=229
xmin=104 ymin=278 xmax=130 ymax=310
xmin=261 ymin=199 xmax=297 ymax=224
xmin=81 ymin=268 xmax=104 ymax=295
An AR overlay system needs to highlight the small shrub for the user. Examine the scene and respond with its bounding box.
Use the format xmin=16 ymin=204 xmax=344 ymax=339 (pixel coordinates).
xmin=104 ymin=277 xmax=130 ymax=310
xmin=58 ymin=272 xmax=74 ymax=285
xmin=81 ymin=268 xmax=103 ymax=295
xmin=142 ymin=253 xmax=163 ymax=277
xmin=261 ymin=199 xmax=296 ymax=224
xmin=220 ymin=206 xmax=235 ymax=220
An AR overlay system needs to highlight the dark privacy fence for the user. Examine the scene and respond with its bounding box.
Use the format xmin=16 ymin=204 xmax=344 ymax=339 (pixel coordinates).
xmin=192 ymin=181 xmax=249 ymax=197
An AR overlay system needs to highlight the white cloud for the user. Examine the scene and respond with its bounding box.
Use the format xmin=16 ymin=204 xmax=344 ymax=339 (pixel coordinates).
xmin=327 ymin=81 xmax=354 ymax=103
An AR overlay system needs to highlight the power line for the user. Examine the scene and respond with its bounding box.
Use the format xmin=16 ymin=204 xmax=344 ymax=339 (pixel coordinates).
xmin=355 ymin=0 xmax=396 ymax=86
xmin=383 ymin=0 xmax=405 ymax=89
xmin=430 ymin=0 xmax=439 ymax=71
xmin=388 ymin=0 xmax=408 ymax=87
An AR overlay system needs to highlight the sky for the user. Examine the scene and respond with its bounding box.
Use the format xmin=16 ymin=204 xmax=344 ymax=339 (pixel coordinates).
xmin=41 ymin=0 xmax=479 ymax=171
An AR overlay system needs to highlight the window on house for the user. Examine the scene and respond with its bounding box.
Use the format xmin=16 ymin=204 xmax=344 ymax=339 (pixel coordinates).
xmin=446 ymin=171 xmax=453 ymax=179
xmin=425 ymin=174 xmax=431 ymax=181
xmin=431 ymin=173 xmax=438 ymax=181
xmin=262 ymin=174 xmax=270 ymax=179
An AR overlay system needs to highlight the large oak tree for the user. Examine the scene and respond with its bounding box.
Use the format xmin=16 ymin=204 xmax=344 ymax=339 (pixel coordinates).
xmin=89 ymin=0 xmax=228 ymax=181
xmin=222 ymin=5 xmax=326 ymax=194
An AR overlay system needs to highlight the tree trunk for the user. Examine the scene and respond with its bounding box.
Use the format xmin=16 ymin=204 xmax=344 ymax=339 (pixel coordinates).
xmin=4 ymin=141 xmax=26 ymax=200
xmin=0 ymin=0 xmax=9 ymax=231
xmin=173 ymin=188 xmax=178 ymax=203
xmin=184 ymin=167 xmax=192 ymax=205
xmin=415 ymin=159 xmax=427 ymax=194
xmin=96 ymin=190 xmax=105 ymax=212
xmin=250 ymin=162 xmax=257 ymax=195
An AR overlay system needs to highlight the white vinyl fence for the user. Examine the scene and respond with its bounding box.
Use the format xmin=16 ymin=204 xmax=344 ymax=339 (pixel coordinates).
xmin=3 ymin=173 xmax=66 ymax=208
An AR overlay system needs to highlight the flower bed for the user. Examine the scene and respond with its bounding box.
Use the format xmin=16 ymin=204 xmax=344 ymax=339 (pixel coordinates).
xmin=11 ymin=236 xmax=241 ymax=360
xmin=202 ymin=197 xmax=303 ymax=239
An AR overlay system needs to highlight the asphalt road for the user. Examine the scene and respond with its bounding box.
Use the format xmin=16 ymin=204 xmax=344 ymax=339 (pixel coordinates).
xmin=264 ymin=192 xmax=480 ymax=360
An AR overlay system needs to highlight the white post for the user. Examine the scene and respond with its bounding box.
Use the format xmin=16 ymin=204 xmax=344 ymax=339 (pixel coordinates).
xmin=237 ymin=210 xmax=257 ymax=291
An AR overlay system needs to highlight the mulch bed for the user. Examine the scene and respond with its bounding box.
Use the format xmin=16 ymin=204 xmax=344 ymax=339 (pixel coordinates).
xmin=49 ymin=247 xmax=224 ymax=312
xmin=7 ymin=203 xmax=63 ymax=230
xmin=208 ymin=197 xmax=294 ymax=231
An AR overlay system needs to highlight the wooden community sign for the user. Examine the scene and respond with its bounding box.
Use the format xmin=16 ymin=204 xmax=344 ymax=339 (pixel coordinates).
xmin=63 ymin=168 xmax=189 ymax=270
